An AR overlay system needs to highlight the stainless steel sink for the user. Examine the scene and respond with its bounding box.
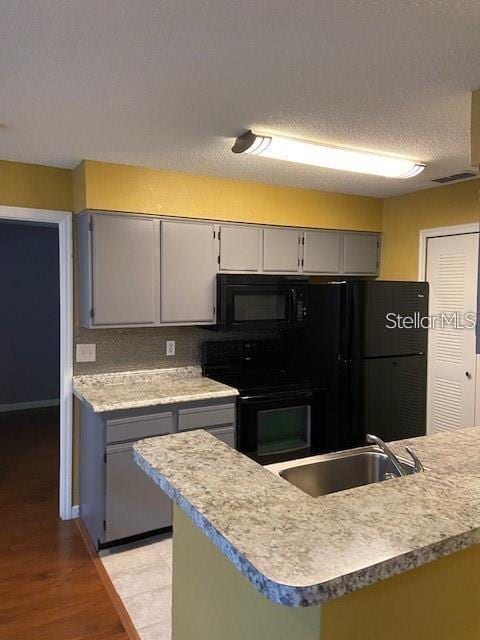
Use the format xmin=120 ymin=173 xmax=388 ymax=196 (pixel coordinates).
xmin=270 ymin=446 xmax=419 ymax=498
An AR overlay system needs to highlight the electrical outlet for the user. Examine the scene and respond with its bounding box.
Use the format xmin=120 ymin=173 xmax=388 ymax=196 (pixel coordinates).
xmin=76 ymin=343 xmax=96 ymax=363
xmin=166 ymin=340 xmax=176 ymax=356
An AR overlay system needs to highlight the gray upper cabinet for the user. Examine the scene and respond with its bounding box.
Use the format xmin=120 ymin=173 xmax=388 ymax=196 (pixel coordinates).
xmin=302 ymin=230 xmax=342 ymax=274
xmin=263 ymin=228 xmax=300 ymax=272
xmin=90 ymin=213 xmax=158 ymax=326
xmin=161 ymin=220 xmax=216 ymax=323
xmin=77 ymin=210 xmax=382 ymax=329
xmin=342 ymin=232 xmax=380 ymax=275
xmin=219 ymin=225 xmax=261 ymax=271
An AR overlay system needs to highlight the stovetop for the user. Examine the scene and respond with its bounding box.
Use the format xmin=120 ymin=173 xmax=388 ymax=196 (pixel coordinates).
xmin=205 ymin=369 xmax=315 ymax=395
xmin=202 ymin=339 xmax=317 ymax=395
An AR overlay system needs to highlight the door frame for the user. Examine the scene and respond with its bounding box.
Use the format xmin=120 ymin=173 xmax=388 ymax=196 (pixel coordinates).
xmin=418 ymin=223 xmax=479 ymax=280
xmin=418 ymin=222 xmax=479 ymax=433
xmin=0 ymin=205 xmax=73 ymax=519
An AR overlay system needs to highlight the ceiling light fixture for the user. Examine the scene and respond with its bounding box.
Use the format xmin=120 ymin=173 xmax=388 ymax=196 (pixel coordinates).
xmin=232 ymin=130 xmax=425 ymax=179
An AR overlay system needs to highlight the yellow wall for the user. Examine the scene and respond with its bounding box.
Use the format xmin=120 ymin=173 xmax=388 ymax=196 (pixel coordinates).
xmin=0 ymin=159 xmax=73 ymax=211
xmin=72 ymin=161 xmax=86 ymax=214
xmin=380 ymin=178 xmax=480 ymax=280
xmin=472 ymin=89 xmax=480 ymax=166
xmin=74 ymin=160 xmax=383 ymax=231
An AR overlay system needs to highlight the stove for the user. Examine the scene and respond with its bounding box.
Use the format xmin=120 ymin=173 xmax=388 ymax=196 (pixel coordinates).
xmin=202 ymin=339 xmax=326 ymax=464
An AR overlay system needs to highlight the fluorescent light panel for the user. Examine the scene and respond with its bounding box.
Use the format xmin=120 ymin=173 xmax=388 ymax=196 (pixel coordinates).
xmin=232 ymin=130 xmax=425 ymax=179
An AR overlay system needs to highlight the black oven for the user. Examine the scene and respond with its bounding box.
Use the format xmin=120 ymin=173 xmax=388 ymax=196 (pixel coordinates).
xmin=215 ymin=274 xmax=309 ymax=331
xmin=202 ymin=338 xmax=327 ymax=465
xmin=237 ymin=388 xmax=324 ymax=464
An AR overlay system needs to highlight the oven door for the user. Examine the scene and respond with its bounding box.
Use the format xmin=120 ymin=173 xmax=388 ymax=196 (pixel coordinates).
xmin=221 ymin=283 xmax=296 ymax=330
xmin=238 ymin=390 xmax=314 ymax=464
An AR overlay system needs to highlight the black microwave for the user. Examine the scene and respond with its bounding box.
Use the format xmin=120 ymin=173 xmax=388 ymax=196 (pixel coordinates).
xmin=214 ymin=274 xmax=309 ymax=331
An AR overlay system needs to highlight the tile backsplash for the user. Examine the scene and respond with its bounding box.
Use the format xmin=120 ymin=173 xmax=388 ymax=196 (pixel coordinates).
xmin=74 ymin=326 xmax=279 ymax=375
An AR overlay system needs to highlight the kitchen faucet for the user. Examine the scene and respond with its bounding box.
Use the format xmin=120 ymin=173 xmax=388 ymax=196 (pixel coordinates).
xmin=366 ymin=434 xmax=424 ymax=477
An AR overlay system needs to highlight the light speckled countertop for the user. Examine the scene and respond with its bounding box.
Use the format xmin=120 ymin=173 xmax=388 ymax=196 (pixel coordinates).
xmin=73 ymin=366 xmax=238 ymax=413
xmin=134 ymin=427 xmax=480 ymax=607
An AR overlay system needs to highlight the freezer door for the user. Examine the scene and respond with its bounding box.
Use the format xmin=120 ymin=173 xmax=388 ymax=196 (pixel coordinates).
xmin=354 ymin=281 xmax=429 ymax=358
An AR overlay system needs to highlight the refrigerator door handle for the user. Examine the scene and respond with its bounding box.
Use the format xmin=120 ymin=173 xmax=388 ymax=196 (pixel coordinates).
xmin=343 ymin=285 xmax=359 ymax=362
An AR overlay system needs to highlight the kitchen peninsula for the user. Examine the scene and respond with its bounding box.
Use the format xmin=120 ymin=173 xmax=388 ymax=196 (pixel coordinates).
xmin=134 ymin=428 xmax=480 ymax=640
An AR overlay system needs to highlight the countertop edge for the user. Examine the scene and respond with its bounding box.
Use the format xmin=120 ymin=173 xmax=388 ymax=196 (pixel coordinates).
xmin=132 ymin=446 xmax=306 ymax=606
xmin=134 ymin=443 xmax=480 ymax=607
xmin=74 ymin=387 xmax=239 ymax=413
xmin=72 ymin=372 xmax=239 ymax=413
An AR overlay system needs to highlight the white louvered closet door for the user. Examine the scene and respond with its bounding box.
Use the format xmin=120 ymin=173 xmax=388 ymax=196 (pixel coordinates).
xmin=426 ymin=233 xmax=478 ymax=434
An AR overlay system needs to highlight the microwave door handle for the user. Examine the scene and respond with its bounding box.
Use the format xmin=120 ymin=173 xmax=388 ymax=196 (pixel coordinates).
xmin=290 ymin=288 xmax=297 ymax=315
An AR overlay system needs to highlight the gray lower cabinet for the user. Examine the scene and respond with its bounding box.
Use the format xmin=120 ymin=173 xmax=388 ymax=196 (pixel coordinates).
xmin=105 ymin=441 xmax=172 ymax=541
xmin=161 ymin=220 xmax=216 ymax=323
xmin=79 ymin=398 xmax=236 ymax=548
xmin=208 ymin=425 xmax=236 ymax=447
xmin=178 ymin=403 xmax=236 ymax=431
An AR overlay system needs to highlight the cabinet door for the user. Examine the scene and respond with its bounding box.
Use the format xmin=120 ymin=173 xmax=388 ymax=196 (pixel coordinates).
xmin=219 ymin=225 xmax=260 ymax=271
xmin=208 ymin=426 xmax=236 ymax=447
xmin=161 ymin=220 xmax=216 ymax=323
xmin=106 ymin=442 xmax=172 ymax=542
xmin=302 ymin=230 xmax=341 ymax=274
xmin=263 ymin=228 xmax=300 ymax=272
xmin=91 ymin=214 xmax=157 ymax=326
xmin=342 ymin=232 xmax=379 ymax=275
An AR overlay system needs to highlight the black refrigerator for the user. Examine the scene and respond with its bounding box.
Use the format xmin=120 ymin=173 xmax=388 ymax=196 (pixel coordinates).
xmin=294 ymin=280 xmax=429 ymax=451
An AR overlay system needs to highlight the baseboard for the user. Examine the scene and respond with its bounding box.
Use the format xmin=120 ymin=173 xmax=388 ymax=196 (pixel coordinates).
xmin=76 ymin=519 xmax=141 ymax=640
xmin=0 ymin=399 xmax=60 ymax=413
xmin=71 ymin=504 xmax=80 ymax=519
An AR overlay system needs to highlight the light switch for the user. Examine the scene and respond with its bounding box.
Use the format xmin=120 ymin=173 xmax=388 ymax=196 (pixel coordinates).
xmin=166 ymin=340 xmax=176 ymax=356
xmin=76 ymin=343 xmax=96 ymax=363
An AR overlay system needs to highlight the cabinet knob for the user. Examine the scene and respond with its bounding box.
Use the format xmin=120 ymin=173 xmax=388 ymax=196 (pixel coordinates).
xmin=466 ymin=371 xmax=472 ymax=379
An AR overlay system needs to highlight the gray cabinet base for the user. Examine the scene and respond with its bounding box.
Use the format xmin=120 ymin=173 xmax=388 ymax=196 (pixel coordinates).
xmin=79 ymin=397 xmax=237 ymax=549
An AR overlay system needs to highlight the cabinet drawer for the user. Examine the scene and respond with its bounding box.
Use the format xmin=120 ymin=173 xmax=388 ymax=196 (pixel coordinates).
xmin=178 ymin=403 xmax=235 ymax=431
xmin=106 ymin=412 xmax=174 ymax=443
xmin=208 ymin=426 xmax=236 ymax=448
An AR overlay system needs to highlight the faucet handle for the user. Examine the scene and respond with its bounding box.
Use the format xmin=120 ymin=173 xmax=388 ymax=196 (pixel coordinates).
xmin=405 ymin=446 xmax=424 ymax=473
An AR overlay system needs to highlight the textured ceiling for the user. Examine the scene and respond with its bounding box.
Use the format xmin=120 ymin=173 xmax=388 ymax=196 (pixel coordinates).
xmin=1 ymin=0 xmax=480 ymax=197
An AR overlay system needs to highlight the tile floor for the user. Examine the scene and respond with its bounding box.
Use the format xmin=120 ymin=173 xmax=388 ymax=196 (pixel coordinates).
xmin=100 ymin=533 xmax=173 ymax=640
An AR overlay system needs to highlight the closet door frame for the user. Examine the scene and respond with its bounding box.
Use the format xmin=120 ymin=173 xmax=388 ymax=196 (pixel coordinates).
xmin=418 ymin=223 xmax=480 ymax=432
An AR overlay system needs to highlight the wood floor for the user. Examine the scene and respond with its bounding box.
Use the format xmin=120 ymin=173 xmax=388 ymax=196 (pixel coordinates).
xmin=0 ymin=407 xmax=130 ymax=640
